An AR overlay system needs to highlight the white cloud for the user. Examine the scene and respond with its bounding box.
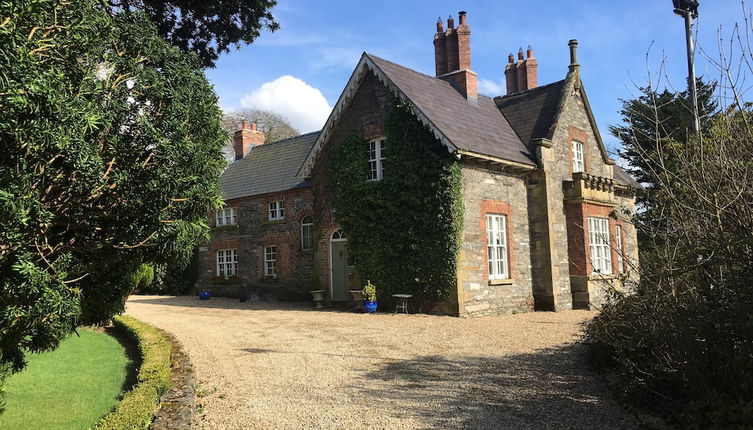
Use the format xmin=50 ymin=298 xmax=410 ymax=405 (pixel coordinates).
xmin=478 ymin=78 xmax=504 ymax=96
xmin=240 ymin=75 xmax=331 ymax=133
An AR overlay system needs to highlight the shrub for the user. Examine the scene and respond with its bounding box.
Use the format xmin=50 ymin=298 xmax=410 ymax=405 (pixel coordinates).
xmin=93 ymin=315 xmax=171 ymax=430
xmin=586 ymin=92 xmax=753 ymax=426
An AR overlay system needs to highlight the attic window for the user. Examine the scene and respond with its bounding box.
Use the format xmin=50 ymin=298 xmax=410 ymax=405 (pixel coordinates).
xmin=572 ymin=140 xmax=584 ymax=173
xmin=367 ymin=138 xmax=386 ymax=181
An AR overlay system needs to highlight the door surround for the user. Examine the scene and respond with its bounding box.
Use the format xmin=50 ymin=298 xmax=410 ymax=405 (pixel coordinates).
xmin=329 ymin=229 xmax=348 ymax=300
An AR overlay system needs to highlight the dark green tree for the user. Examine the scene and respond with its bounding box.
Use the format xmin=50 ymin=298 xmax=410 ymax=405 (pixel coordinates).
xmin=610 ymin=79 xmax=717 ymax=194
xmin=0 ymin=0 xmax=226 ymax=379
xmin=109 ymin=0 xmax=279 ymax=68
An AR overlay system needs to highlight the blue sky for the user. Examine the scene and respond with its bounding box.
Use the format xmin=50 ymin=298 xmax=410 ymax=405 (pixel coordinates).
xmin=206 ymin=0 xmax=743 ymax=152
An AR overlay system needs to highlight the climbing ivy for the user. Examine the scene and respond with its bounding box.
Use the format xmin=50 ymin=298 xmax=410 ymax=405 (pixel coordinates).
xmin=328 ymin=101 xmax=463 ymax=306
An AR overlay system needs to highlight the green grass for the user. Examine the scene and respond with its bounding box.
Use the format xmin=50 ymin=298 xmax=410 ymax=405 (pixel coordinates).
xmin=0 ymin=328 xmax=131 ymax=430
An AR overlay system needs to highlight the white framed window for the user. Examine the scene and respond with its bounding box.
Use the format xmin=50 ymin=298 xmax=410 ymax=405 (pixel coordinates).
xmin=301 ymin=216 xmax=313 ymax=251
xmin=588 ymin=217 xmax=612 ymax=274
xmin=216 ymin=249 xmax=238 ymax=277
xmin=615 ymin=225 xmax=624 ymax=273
xmin=486 ymin=214 xmax=509 ymax=279
xmin=264 ymin=246 xmax=277 ymax=277
xmin=268 ymin=201 xmax=284 ymax=221
xmin=572 ymin=140 xmax=584 ymax=173
xmin=367 ymin=138 xmax=386 ymax=181
xmin=215 ymin=207 xmax=237 ymax=226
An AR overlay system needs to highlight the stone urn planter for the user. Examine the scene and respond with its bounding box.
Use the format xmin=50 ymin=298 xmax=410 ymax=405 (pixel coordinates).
xmin=309 ymin=290 xmax=325 ymax=309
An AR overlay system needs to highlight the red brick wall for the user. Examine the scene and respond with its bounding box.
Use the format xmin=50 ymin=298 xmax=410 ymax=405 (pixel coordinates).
xmin=566 ymin=202 xmax=626 ymax=276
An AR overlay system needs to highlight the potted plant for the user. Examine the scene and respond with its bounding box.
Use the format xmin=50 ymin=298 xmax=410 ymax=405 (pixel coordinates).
xmin=361 ymin=280 xmax=378 ymax=313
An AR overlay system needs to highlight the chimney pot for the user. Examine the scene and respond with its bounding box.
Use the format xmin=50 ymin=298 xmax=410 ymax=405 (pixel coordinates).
xmin=518 ymin=47 xmax=524 ymax=61
xmin=527 ymin=44 xmax=534 ymax=58
xmin=568 ymin=39 xmax=579 ymax=69
xmin=508 ymin=53 xmax=514 ymax=63
xmin=435 ymin=11 xmax=475 ymax=101
xmin=234 ymin=121 xmax=265 ymax=160
xmin=436 ymin=17 xmax=443 ymax=33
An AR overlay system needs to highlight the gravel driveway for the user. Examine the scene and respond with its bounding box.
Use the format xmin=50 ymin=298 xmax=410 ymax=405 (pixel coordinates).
xmin=125 ymin=295 xmax=636 ymax=430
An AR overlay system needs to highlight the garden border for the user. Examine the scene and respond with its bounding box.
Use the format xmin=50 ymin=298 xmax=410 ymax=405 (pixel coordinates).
xmin=93 ymin=315 xmax=172 ymax=430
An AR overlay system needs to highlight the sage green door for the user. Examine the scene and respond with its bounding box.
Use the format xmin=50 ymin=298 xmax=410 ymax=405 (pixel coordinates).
xmin=330 ymin=240 xmax=349 ymax=301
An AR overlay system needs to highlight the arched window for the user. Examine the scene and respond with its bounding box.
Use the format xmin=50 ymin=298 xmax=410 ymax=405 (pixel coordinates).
xmin=300 ymin=216 xmax=313 ymax=251
xmin=331 ymin=229 xmax=347 ymax=240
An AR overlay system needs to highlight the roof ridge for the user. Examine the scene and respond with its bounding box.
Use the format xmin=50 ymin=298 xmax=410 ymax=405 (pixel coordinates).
xmin=365 ymin=53 xmax=495 ymax=103
xmin=494 ymin=79 xmax=567 ymax=100
xmin=262 ymin=130 xmax=320 ymax=147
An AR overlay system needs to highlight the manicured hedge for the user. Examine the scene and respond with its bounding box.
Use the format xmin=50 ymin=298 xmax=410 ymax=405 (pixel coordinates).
xmin=93 ymin=315 xmax=171 ymax=430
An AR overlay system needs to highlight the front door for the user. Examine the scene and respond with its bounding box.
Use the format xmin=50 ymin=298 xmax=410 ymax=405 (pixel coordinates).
xmin=330 ymin=239 xmax=350 ymax=301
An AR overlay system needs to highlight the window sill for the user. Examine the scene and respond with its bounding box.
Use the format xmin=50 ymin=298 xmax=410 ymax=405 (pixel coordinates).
xmin=212 ymin=277 xmax=241 ymax=284
xmin=488 ymin=278 xmax=513 ymax=286
xmin=589 ymin=273 xmax=618 ymax=280
xmin=213 ymin=224 xmax=239 ymax=230
xmin=264 ymin=219 xmax=285 ymax=225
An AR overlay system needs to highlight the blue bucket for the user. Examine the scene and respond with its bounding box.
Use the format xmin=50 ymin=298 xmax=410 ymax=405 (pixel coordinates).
xmin=198 ymin=290 xmax=212 ymax=300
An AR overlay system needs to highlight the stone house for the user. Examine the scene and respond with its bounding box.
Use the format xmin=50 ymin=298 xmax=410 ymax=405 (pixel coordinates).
xmin=198 ymin=11 xmax=640 ymax=316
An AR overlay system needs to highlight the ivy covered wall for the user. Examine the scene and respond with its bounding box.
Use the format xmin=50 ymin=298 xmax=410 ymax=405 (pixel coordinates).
xmin=328 ymin=101 xmax=464 ymax=306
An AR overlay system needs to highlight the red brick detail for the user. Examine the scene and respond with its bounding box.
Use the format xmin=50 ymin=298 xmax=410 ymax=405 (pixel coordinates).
xmin=479 ymin=200 xmax=515 ymax=281
xmin=210 ymin=238 xmax=241 ymax=279
xmin=233 ymin=121 xmax=265 ymax=161
xmin=567 ymin=126 xmax=589 ymax=176
xmin=362 ymin=124 xmax=384 ymax=140
xmin=566 ymin=203 xmax=620 ymax=276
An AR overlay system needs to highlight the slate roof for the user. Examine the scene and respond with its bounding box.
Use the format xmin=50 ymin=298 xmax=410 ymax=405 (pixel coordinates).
xmin=613 ymin=165 xmax=641 ymax=188
xmin=494 ymin=80 xmax=566 ymax=147
xmin=220 ymin=131 xmax=319 ymax=200
xmin=366 ymin=54 xmax=536 ymax=166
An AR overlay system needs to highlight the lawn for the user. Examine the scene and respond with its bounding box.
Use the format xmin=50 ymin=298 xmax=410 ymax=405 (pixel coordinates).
xmin=0 ymin=328 xmax=132 ymax=430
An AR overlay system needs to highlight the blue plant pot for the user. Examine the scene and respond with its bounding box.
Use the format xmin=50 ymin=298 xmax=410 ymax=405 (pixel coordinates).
xmin=362 ymin=300 xmax=378 ymax=313
xmin=198 ymin=290 xmax=212 ymax=300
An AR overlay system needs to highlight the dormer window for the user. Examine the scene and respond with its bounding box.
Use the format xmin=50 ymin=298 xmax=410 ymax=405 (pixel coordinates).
xmin=268 ymin=201 xmax=284 ymax=221
xmin=216 ymin=207 xmax=237 ymax=226
xmin=572 ymin=140 xmax=584 ymax=173
xmin=367 ymin=138 xmax=386 ymax=181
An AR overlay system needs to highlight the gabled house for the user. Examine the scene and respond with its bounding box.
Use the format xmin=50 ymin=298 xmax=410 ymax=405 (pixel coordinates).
xmin=198 ymin=11 xmax=639 ymax=316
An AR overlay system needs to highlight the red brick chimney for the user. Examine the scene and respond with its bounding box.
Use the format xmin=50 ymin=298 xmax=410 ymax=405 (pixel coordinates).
xmin=233 ymin=120 xmax=265 ymax=161
xmin=504 ymin=45 xmax=538 ymax=95
xmin=433 ymin=11 xmax=477 ymax=101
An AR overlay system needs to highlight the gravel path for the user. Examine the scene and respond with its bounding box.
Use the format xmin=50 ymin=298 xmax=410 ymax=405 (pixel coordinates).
xmin=125 ymin=296 xmax=636 ymax=430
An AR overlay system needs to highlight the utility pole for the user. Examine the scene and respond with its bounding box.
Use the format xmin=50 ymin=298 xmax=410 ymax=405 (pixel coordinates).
xmin=673 ymin=0 xmax=700 ymax=133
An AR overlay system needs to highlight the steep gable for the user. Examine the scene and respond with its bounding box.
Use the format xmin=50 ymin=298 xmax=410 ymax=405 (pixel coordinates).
xmin=298 ymin=53 xmax=534 ymax=178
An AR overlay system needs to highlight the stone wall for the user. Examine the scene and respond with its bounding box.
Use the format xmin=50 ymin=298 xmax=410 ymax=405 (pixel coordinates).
xmin=457 ymin=160 xmax=533 ymax=317
xmin=197 ymin=187 xmax=314 ymax=300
